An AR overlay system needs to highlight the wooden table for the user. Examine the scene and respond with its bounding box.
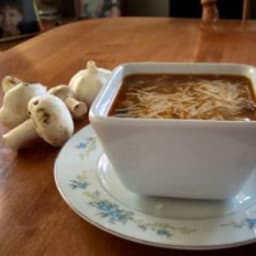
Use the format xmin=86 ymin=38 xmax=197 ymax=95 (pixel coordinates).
xmin=1 ymin=17 xmax=256 ymax=255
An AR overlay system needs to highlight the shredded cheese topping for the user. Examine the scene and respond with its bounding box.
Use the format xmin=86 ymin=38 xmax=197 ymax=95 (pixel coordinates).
xmin=112 ymin=77 xmax=256 ymax=121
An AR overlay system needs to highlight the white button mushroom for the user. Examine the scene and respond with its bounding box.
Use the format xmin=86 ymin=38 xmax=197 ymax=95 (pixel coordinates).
xmin=2 ymin=94 xmax=74 ymax=150
xmin=2 ymin=75 xmax=22 ymax=93
xmin=69 ymin=60 xmax=112 ymax=106
xmin=0 ymin=79 xmax=47 ymax=128
xmin=48 ymin=85 xmax=87 ymax=119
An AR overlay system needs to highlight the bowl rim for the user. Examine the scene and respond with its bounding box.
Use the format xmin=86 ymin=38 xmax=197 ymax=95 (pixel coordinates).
xmin=90 ymin=62 xmax=256 ymax=125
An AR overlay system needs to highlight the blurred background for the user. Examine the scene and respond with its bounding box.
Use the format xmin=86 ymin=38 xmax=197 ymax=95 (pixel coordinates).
xmin=34 ymin=0 xmax=256 ymax=20
xmin=1 ymin=0 xmax=256 ymax=49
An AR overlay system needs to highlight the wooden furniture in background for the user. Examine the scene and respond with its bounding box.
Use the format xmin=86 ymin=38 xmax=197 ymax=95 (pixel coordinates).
xmin=1 ymin=18 xmax=256 ymax=255
xmin=243 ymin=0 xmax=251 ymax=20
xmin=201 ymin=0 xmax=219 ymax=22
xmin=201 ymin=0 xmax=252 ymax=22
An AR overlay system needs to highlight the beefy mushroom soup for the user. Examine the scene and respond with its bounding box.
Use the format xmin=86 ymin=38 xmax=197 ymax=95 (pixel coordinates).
xmin=109 ymin=74 xmax=256 ymax=121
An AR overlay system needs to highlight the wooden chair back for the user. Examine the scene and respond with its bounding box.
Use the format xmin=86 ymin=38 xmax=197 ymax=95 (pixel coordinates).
xmin=201 ymin=0 xmax=251 ymax=22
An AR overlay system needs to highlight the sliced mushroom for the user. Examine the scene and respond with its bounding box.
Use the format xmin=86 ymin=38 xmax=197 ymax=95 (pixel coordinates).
xmin=2 ymin=94 xmax=74 ymax=150
xmin=48 ymin=85 xmax=87 ymax=119
xmin=0 ymin=82 xmax=47 ymax=128
xmin=69 ymin=60 xmax=112 ymax=106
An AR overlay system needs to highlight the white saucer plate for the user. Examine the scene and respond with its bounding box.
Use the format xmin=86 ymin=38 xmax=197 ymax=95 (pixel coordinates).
xmin=54 ymin=125 xmax=256 ymax=250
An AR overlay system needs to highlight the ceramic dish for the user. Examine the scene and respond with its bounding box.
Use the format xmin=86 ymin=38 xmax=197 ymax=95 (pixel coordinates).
xmin=54 ymin=125 xmax=256 ymax=250
xmin=89 ymin=62 xmax=256 ymax=200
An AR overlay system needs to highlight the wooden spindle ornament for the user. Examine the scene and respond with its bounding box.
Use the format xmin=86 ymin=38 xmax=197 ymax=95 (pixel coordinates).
xmin=201 ymin=0 xmax=219 ymax=22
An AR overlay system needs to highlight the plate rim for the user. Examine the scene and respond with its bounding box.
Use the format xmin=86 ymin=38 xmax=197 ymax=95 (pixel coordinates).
xmin=54 ymin=125 xmax=256 ymax=250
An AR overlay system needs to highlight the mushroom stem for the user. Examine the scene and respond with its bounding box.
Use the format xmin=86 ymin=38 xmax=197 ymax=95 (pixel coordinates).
xmin=87 ymin=60 xmax=97 ymax=74
xmin=2 ymin=119 xmax=38 ymax=150
xmin=64 ymin=97 xmax=87 ymax=119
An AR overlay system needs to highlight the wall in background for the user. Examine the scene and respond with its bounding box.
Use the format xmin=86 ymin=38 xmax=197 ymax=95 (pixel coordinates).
xmin=126 ymin=0 xmax=169 ymax=17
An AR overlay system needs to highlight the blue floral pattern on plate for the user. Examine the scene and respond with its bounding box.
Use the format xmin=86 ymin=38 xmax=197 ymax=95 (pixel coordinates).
xmin=55 ymin=125 xmax=256 ymax=249
xmin=69 ymin=174 xmax=184 ymax=237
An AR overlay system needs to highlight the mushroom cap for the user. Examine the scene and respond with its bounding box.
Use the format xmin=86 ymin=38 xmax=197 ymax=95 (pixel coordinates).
xmin=0 ymin=82 xmax=47 ymax=128
xmin=48 ymin=85 xmax=75 ymax=100
xmin=28 ymin=94 xmax=74 ymax=147
xmin=71 ymin=75 xmax=102 ymax=105
xmin=2 ymin=75 xmax=22 ymax=94
xmin=69 ymin=61 xmax=112 ymax=105
xmin=69 ymin=67 xmax=112 ymax=92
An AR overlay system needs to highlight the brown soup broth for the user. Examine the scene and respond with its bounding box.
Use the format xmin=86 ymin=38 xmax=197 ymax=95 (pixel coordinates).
xmin=109 ymin=74 xmax=256 ymax=121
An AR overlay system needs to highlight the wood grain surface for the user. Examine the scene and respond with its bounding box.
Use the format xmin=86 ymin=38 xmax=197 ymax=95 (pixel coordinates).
xmin=1 ymin=18 xmax=256 ymax=256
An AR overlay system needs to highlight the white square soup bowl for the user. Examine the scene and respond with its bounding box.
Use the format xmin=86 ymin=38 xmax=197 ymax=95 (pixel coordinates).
xmin=89 ymin=62 xmax=256 ymax=200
